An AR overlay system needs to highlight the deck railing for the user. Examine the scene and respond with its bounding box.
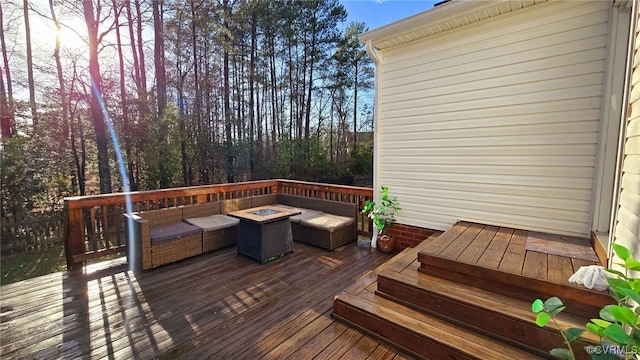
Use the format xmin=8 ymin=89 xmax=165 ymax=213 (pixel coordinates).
xmin=63 ymin=179 xmax=373 ymax=270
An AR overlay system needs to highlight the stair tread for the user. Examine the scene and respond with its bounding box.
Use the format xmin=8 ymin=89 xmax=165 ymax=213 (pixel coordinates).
xmin=377 ymin=267 xmax=594 ymax=331
xmin=334 ymin=291 xmax=543 ymax=360
xmin=384 ymin=238 xmax=434 ymax=273
xmin=342 ymin=247 xmax=413 ymax=296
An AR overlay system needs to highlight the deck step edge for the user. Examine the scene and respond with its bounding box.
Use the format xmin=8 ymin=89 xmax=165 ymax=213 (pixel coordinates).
xmin=333 ymin=291 xmax=543 ymax=360
xmin=375 ymin=269 xmax=597 ymax=358
xmin=416 ymin=251 xmax=612 ymax=318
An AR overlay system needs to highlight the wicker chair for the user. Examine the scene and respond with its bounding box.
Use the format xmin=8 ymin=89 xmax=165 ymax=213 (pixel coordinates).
xmin=125 ymin=207 xmax=202 ymax=271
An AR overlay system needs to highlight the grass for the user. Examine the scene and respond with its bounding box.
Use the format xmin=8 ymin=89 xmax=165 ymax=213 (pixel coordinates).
xmin=1 ymin=244 xmax=67 ymax=285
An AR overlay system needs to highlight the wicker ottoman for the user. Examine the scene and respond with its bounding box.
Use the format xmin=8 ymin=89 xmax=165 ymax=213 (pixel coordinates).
xmin=184 ymin=214 xmax=240 ymax=252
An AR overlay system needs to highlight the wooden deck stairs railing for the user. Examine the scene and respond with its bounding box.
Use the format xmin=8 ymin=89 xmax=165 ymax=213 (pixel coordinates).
xmin=333 ymin=222 xmax=612 ymax=360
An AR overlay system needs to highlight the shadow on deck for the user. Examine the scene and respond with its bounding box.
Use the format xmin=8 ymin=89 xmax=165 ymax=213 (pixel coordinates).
xmin=1 ymin=241 xmax=417 ymax=359
xmin=333 ymin=221 xmax=612 ymax=360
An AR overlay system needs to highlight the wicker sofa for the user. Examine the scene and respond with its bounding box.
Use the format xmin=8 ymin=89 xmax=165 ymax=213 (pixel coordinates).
xmin=125 ymin=194 xmax=357 ymax=270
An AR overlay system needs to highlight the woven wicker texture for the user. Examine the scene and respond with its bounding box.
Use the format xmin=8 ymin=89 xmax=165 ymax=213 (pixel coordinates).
xmin=324 ymin=201 xmax=356 ymax=218
xmin=298 ymin=197 xmax=325 ymax=212
xmin=203 ymin=227 xmax=237 ymax=252
xmin=182 ymin=202 xmax=221 ymax=218
xmin=251 ymin=194 xmax=277 ymax=207
xmin=276 ymin=194 xmax=300 ymax=207
xmin=221 ymin=198 xmax=252 ymax=214
xmin=152 ymin=233 xmax=202 ymax=267
xmin=139 ymin=208 xmax=183 ymax=228
xmin=128 ymin=207 xmax=205 ymax=270
xmin=299 ymin=222 xmax=355 ymax=250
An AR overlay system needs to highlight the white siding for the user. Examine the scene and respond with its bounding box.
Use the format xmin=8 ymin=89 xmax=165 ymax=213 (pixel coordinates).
xmin=613 ymin=4 xmax=640 ymax=259
xmin=377 ymin=1 xmax=611 ymax=237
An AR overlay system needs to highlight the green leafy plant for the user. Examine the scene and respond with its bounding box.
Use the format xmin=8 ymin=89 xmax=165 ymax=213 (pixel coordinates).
xmin=532 ymin=243 xmax=640 ymax=360
xmin=361 ymin=185 xmax=400 ymax=235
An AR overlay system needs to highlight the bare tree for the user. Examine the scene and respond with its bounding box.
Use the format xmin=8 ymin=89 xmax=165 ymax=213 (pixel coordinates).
xmin=0 ymin=2 xmax=13 ymax=139
xmin=153 ymin=0 xmax=166 ymax=116
xmin=23 ymin=0 xmax=37 ymax=127
xmin=222 ymin=0 xmax=234 ymax=183
xmin=153 ymin=0 xmax=171 ymax=187
xmin=82 ymin=0 xmax=113 ymax=194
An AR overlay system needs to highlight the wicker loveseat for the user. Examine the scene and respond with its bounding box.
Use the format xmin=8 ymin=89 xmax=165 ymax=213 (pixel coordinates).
xmin=125 ymin=207 xmax=203 ymax=271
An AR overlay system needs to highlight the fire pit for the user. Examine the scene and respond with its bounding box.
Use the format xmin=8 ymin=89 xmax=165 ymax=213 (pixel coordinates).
xmin=227 ymin=206 xmax=301 ymax=263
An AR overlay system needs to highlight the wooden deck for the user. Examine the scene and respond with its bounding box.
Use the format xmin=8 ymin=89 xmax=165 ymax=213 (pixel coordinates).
xmin=0 ymin=242 xmax=415 ymax=359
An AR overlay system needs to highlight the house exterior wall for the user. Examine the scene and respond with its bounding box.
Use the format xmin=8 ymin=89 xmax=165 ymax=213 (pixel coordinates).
xmin=376 ymin=1 xmax=611 ymax=237
xmin=614 ymin=2 xmax=640 ymax=259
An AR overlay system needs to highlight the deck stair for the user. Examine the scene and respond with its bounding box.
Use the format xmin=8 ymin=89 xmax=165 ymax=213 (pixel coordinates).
xmin=333 ymin=224 xmax=609 ymax=360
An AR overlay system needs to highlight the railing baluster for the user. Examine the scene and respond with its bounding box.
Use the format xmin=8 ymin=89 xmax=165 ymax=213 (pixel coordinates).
xmin=114 ymin=205 xmax=122 ymax=247
xmin=101 ymin=205 xmax=110 ymax=249
xmin=89 ymin=207 xmax=98 ymax=252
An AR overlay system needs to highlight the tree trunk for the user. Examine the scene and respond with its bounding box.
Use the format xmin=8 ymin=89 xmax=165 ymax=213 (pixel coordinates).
xmin=110 ymin=0 xmax=136 ymax=191
xmin=82 ymin=0 xmax=112 ymax=194
xmin=125 ymin=1 xmax=141 ymax=95
xmin=190 ymin=0 xmax=206 ymax=184
xmin=153 ymin=0 xmax=170 ymax=188
xmin=0 ymin=2 xmax=13 ymax=139
xmin=304 ymin=36 xmax=315 ymax=142
xmin=223 ymin=0 xmax=234 ymax=183
xmin=50 ymin=0 xmax=72 ymax=190
xmin=134 ymin=0 xmax=147 ymax=94
xmin=153 ymin=1 xmax=167 ymax=117
xmin=23 ymin=0 xmax=36 ymax=127
xmin=249 ymin=11 xmax=257 ymax=179
xmin=353 ymin=60 xmax=358 ymax=152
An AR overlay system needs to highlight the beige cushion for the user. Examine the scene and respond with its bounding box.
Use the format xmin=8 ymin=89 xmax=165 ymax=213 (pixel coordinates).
xmin=300 ymin=214 xmax=354 ymax=232
xmin=184 ymin=214 xmax=239 ymax=232
xmin=289 ymin=209 xmax=322 ymax=224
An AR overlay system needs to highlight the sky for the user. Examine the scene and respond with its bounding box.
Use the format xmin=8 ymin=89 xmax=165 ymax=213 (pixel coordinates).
xmin=340 ymin=0 xmax=439 ymax=32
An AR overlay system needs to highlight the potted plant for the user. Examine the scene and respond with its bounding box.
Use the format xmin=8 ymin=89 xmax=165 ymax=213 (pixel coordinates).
xmin=362 ymin=185 xmax=401 ymax=253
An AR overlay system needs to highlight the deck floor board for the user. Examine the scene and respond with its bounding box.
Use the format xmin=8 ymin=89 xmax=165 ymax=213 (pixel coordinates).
xmin=0 ymin=242 xmax=403 ymax=359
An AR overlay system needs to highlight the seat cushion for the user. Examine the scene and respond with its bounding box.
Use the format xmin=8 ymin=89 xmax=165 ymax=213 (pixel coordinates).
xmin=150 ymin=222 xmax=202 ymax=244
xmin=184 ymin=214 xmax=240 ymax=232
xmin=300 ymin=214 xmax=354 ymax=232
xmin=289 ymin=209 xmax=322 ymax=224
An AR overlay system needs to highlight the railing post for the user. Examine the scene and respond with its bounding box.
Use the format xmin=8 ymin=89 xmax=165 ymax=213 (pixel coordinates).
xmin=64 ymin=199 xmax=85 ymax=271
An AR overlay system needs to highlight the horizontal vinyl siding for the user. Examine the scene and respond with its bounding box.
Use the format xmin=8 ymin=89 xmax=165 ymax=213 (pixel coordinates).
xmin=614 ymin=5 xmax=640 ymax=259
xmin=377 ymin=1 xmax=611 ymax=236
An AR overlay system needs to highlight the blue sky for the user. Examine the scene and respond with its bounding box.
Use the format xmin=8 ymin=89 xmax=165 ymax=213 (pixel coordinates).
xmin=340 ymin=0 xmax=439 ymax=32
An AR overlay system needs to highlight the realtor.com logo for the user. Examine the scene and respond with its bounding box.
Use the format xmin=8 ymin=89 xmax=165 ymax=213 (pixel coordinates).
xmin=585 ymin=345 xmax=638 ymax=356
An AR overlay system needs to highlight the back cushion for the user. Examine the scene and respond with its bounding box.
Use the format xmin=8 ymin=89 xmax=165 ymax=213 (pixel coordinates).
xmin=182 ymin=202 xmax=221 ymax=218
xmin=277 ymin=194 xmax=300 ymax=207
xmin=221 ymin=197 xmax=252 ymax=214
xmin=324 ymin=200 xmax=356 ymax=218
xmin=251 ymin=194 xmax=277 ymax=207
xmin=298 ymin=197 xmax=325 ymax=212
xmin=139 ymin=207 xmax=183 ymax=227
